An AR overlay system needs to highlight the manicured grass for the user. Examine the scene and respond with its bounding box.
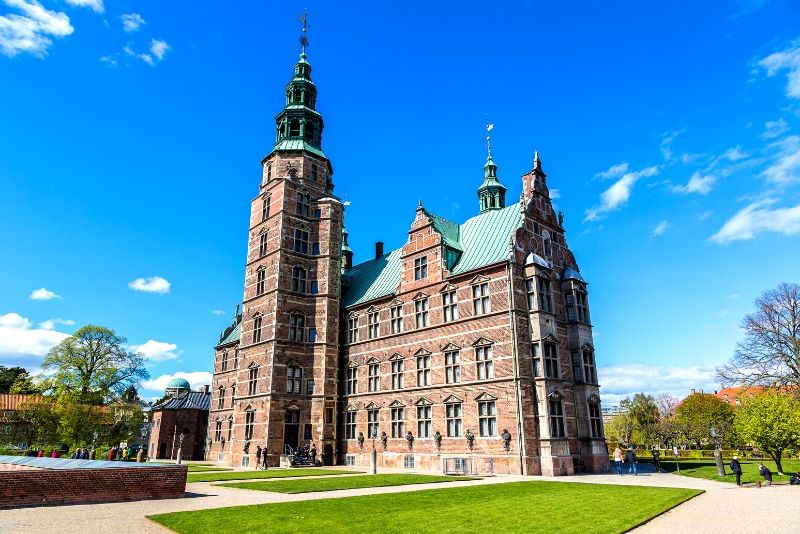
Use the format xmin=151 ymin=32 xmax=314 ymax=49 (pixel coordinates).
xmin=187 ymin=468 xmax=361 ymax=483
xmin=659 ymin=458 xmax=800 ymax=485
xmin=219 ymin=474 xmax=474 ymax=493
xmin=149 ymin=481 xmax=701 ymax=534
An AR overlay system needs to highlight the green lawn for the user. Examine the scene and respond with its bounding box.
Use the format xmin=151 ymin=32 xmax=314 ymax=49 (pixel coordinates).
xmin=659 ymin=458 xmax=800 ymax=485
xmin=219 ymin=474 xmax=474 ymax=493
xmin=150 ymin=481 xmax=701 ymax=534
xmin=187 ymin=468 xmax=361 ymax=483
xmin=186 ymin=465 xmax=233 ymax=473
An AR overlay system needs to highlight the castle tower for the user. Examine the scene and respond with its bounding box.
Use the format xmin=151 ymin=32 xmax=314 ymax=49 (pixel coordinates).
xmin=209 ymin=22 xmax=344 ymax=467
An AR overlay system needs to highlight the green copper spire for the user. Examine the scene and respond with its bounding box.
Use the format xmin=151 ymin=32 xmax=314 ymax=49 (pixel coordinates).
xmin=477 ymin=123 xmax=506 ymax=212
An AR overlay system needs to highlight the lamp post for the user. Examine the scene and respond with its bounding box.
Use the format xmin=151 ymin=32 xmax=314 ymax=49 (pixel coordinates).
xmin=176 ymin=433 xmax=185 ymax=465
xmin=369 ymin=426 xmax=377 ymax=475
xmin=91 ymin=431 xmax=98 ymax=459
xmin=710 ymin=427 xmax=725 ymax=476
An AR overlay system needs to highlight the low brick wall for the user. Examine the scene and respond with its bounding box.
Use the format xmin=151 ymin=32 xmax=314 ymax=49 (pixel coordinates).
xmin=0 ymin=465 xmax=187 ymax=509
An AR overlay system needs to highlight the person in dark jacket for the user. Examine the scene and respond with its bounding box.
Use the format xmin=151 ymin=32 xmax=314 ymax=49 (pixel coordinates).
xmin=730 ymin=455 xmax=743 ymax=486
xmin=255 ymin=445 xmax=262 ymax=469
xmin=758 ymin=463 xmax=772 ymax=486
xmin=625 ymin=448 xmax=638 ymax=475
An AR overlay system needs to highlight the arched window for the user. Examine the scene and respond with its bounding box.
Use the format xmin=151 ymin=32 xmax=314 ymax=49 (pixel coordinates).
xmin=244 ymin=407 xmax=255 ymax=440
xmin=252 ymin=314 xmax=263 ymax=344
xmin=256 ymin=267 xmax=266 ymax=296
xmin=291 ymin=266 xmax=306 ymax=293
xmin=248 ymin=364 xmax=259 ymax=395
xmin=289 ymin=119 xmax=300 ymax=136
xmin=221 ymin=350 xmax=228 ymax=372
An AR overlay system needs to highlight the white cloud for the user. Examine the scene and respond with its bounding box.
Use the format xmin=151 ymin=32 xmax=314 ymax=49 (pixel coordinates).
xmin=65 ymin=0 xmax=103 ymax=13
xmin=761 ymin=135 xmax=800 ymax=185
xmin=721 ymin=146 xmax=748 ymax=162
xmin=38 ymin=318 xmax=74 ymax=331
xmin=599 ymin=363 xmax=719 ymax=406
xmin=672 ymin=171 xmax=717 ymax=195
xmin=549 ymin=188 xmax=560 ymax=200
xmin=141 ymin=371 xmax=212 ymax=393
xmin=660 ymin=130 xmax=683 ymax=161
xmin=130 ymin=339 xmax=181 ymax=362
xmin=584 ymin=165 xmax=659 ymax=221
xmin=99 ymin=54 xmax=116 ymax=66
xmin=758 ymin=41 xmax=800 ymax=100
xmin=129 ymin=276 xmax=170 ymax=294
xmin=698 ymin=210 xmax=714 ymax=221
xmin=124 ymin=38 xmax=170 ymax=66
xmin=29 ymin=287 xmax=61 ymax=300
xmin=594 ymin=162 xmax=629 ymax=180
xmin=0 ymin=0 xmax=73 ymax=58
xmin=651 ymin=220 xmax=669 ymax=237
xmin=0 ymin=312 xmax=69 ymax=366
xmin=120 ymin=13 xmax=144 ymax=32
xmin=150 ymin=38 xmax=168 ymax=60
xmin=762 ymin=118 xmax=789 ymax=139
xmin=710 ymin=198 xmax=800 ymax=244
xmin=211 ymin=309 xmax=226 ymax=315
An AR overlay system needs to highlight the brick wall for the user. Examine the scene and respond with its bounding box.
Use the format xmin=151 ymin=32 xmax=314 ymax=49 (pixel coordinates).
xmin=0 ymin=465 xmax=187 ymax=509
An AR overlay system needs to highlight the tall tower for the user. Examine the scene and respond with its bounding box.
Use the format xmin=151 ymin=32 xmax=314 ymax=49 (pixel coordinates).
xmin=223 ymin=17 xmax=344 ymax=467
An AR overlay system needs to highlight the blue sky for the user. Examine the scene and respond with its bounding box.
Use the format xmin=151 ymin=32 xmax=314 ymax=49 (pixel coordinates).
xmin=1 ymin=0 xmax=799 ymax=404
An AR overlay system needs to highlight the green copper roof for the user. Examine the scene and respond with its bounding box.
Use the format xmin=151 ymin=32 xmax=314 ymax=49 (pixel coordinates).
xmin=267 ymin=139 xmax=327 ymax=159
xmin=342 ymin=204 xmax=522 ymax=307
xmin=216 ymin=317 xmax=242 ymax=347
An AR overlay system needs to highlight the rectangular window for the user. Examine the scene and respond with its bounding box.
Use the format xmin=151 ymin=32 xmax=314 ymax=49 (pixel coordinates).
xmin=571 ymin=351 xmax=584 ymax=383
xmin=368 ymin=311 xmax=379 ymax=339
xmin=368 ymin=362 xmax=380 ymax=392
xmin=538 ymin=278 xmax=553 ymax=313
xmin=390 ymin=304 xmax=403 ymax=334
xmin=446 ymin=403 xmax=462 ymax=437
xmin=391 ymin=359 xmax=404 ymax=390
xmin=221 ymin=351 xmax=228 ymax=372
xmin=346 ymin=410 xmax=357 ymax=439
xmin=217 ymin=388 xmax=225 ymax=409
xmin=230 ymin=384 xmax=236 ymax=404
xmin=294 ymin=229 xmax=309 ymax=254
xmin=304 ymin=423 xmax=313 ymax=441
xmin=345 ymin=455 xmax=356 ymax=466
xmin=472 ymin=282 xmax=490 ymax=315
xmin=565 ymin=293 xmax=576 ymax=322
xmin=348 ymin=316 xmax=359 ymax=343
xmin=549 ymin=400 xmax=565 ymax=438
xmin=589 ymin=403 xmax=603 ymax=438
xmin=311 ymin=163 xmax=318 ymax=182
xmin=391 ymin=407 xmax=405 ymax=438
xmin=291 ymin=267 xmax=306 ymax=293
xmin=532 ymin=343 xmax=542 ymax=377
xmin=416 ymin=353 xmax=431 ymax=386
xmin=417 ymin=405 xmax=431 ymax=438
xmin=306 ymin=379 xmax=315 ymax=395
xmin=544 ymin=343 xmax=559 ymax=379
xmin=445 ymin=351 xmax=461 ymax=384
xmin=262 ymin=196 xmax=269 ymax=221
xmin=404 ymin=455 xmax=415 ymax=469
xmin=367 ymin=408 xmax=379 ymax=439
xmin=256 ymin=269 xmax=266 ymax=296
xmin=583 ymin=349 xmax=597 ymax=384
xmin=476 ymin=345 xmax=494 ymax=380
xmin=414 ymin=256 xmax=428 ymax=280
xmin=244 ymin=410 xmax=255 ymax=440
xmin=296 ymin=192 xmax=310 ymax=217
xmin=313 ymin=208 xmax=321 ymax=219
xmin=478 ymin=400 xmax=497 ymax=437
xmin=311 ymin=242 xmax=320 ymax=255
xmin=525 ymin=278 xmax=535 ymax=310
xmin=325 ymin=407 xmax=334 ymax=424
xmin=287 ymin=365 xmax=302 ymax=394
xmin=289 ymin=315 xmax=305 ymax=342
xmin=259 ymin=232 xmax=268 ymax=257
xmin=266 ymin=163 xmax=272 ymax=181
xmin=214 ymin=421 xmax=222 ymax=441
xmin=310 ymin=280 xmax=319 ymax=294
xmin=443 ymin=290 xmax=458 ymax=322
xmin=308 ymin=328 xmax=317 ymax=342
xmin=248 ymin=366 xmax=258 ymax=395
xmin=228 ymin=418 xmax=233 ymax=441
xmin=576 ymin=291 xmax=589 ymax=323
xmin=347 ymin=366 xmax=358 ymax=395
xmin=415 ymin=298 xmax=429 ymax=328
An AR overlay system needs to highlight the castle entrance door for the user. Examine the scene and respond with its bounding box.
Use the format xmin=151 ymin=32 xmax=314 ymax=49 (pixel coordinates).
xmin=322 ymin=443 xmax=333 ymax=465
xmin=284 ymin=425 xmax=299 ymax=450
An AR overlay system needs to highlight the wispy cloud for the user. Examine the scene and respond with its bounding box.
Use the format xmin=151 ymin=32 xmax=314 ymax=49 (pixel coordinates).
xmin=29 ymin=287 xmax=61 ymax=300
xmin=124 ymin=38 xmax=170 ymax=66
xmin=0 ymin=312 xmax=69 ymax=366
xmin=549 ymin=188 xmax=560 ymax=200
xmin=672 ymin=171 xmax=717 ymax=195
xmin=129 ymin=276 xmax=170 ymax=294
xmin=142 ymin=371 xmax=212 ymax=393
xmin=130 ymin=339 xmax=181 ymax=362
xmin=599 ymin=363 xmax=719 ymax=406
xmin=710 ymin=198 xmax=800 ymax=244
xmin=651 ymin=220 xmax=669 ymax=237
xmin=0 ymin=0 xmax=73 ymax=57
xmin=38 ymin=318 xmax=74 ymax=331
xmin=120 ymin=13 xmax=144 ymax=32
xmin=660 ymin=130 xmax=684 ymax=161
xmin=211 ymin=309 xmax=226 ymax=316
xmin=595 ymin=162 xmax=629 ymax=180
xmin=761 ymin=135 xmax=800 ymax=185
xmin=757 ymin=40 xmax=800 ymax=100
xmin=584 ymin=165 xmax=659 ymax=221
xmin=65 ymin=0 xmax=103 ymax=13
xmin=763 ymin=118 xmax=789 ymax=139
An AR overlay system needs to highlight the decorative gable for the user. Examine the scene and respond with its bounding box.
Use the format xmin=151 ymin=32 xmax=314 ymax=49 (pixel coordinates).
xmin=412 ymin=291 xmax=429 ymax=301
xmin=469 ymin=274 xmax=490 ymax=285
xmin=541 ymin=333 xmax=560 ymax=344
xmin=471 ymin=337 xmax=494 ymax=347
xmin=474 ymin=392 xmax=498 ymax=401
xmin=388 ymin=400 xmax=405 ymax=408
xmin=443 ymin=395 xmax=463 ymax=404
xmin=440 ymin=343 xmax=461 ymax=352
xmin=439 ymin=283 xmax=458 ymax=293
xmin=415 ymin=397 xmax=433 ymax=406
xmin=365 ymin=402 xmax=380 ymax=410
xmin=414 ymin=348 xmax=431 ymax=356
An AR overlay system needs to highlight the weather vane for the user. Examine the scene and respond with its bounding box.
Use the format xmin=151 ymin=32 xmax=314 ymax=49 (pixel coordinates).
xmin=486 ymin=119 xmax=494 ymax=158
xmin=299 ymin=9 xmax=310 ymax=53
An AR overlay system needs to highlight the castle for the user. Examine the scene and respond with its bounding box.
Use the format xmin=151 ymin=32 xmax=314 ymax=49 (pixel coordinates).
xmin=208 ymin=36 xmax=608 ymax=476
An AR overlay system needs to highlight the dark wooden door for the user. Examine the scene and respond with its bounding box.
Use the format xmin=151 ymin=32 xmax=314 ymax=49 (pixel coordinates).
xmin=284 ymin=424 xmax=299 ymax=451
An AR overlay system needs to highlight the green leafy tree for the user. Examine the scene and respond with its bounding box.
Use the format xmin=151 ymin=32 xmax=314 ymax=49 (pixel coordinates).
xmin=603 ymin=412 xmax=634 ymax=446
xmin=627 ymin=393 xmax=661 ymax=446
xmin=11 ymin=396 xmax=59 ymax=448
xmin=674 ymin=392 xmax=735 ymax=448
xmin=734 ymin=389 xmax=800 ymax=474
xmin=0 ymin=366 xmax=29 ymax=393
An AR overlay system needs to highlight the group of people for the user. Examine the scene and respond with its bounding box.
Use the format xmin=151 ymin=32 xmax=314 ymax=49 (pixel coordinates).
xmin=70 ymin=448 xmax=92 ymax=459
xmin=106 ymin=445 xmax=144 ymax=462
xmin=24 ymin=448 xmax=61 ymax=458
xmin=612 ymin=447 xmax=639 ymax=475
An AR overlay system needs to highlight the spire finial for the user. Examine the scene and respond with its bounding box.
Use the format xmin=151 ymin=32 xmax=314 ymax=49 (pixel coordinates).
xmin=486 ymin=120 xmax=494 ymax=158
xmin=299 ymin=8 xmax=310 ymax=54
xmin=534 ymin=150 xmax=541 ymax=170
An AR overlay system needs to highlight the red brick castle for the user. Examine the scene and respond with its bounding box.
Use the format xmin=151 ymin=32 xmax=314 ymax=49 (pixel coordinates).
xmin=208 ymin=36 xmax=608 ymax=476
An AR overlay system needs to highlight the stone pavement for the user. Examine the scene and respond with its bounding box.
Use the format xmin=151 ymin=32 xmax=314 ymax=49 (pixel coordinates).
xmin=1 ymin=466 xmax=797 ymax=534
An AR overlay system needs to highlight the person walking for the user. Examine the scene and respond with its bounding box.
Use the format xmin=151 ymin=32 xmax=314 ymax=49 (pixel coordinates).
xmin=310 ymin=444 xmax=317 ymax=465
xmin=626 ymin=448 xmax=638 ymax=475
xmin=261 ymin=445 xmax=268 ymax=469
xmin=730 ymin=455 xmax=743 ymax=486
xmin=758 ymin=463 xmax=773 ymax=487
xmin=613 ymin=447 xmax=624 ymax=474
xmin=107 ymin=446 xmax=117 ymax=461
xmin=651 ymin=447 xmax=661 ymax=473
xmin=255 ymin=445 xmax=262 ymax=469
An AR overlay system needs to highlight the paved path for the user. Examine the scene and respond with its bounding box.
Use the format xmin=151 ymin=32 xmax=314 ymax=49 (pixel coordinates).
xmin=1 ymin=467 xmax=797 ymax=533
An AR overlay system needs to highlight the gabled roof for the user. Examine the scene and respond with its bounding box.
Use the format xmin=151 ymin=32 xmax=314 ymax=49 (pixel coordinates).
xmin=216 ymin=314 xmax=243 ymax=348
xmin=151 ymin=391 xmax=210 ymax=412
xmin=342 ymin=204 xmax=522 ymax=308
xmin=562 ymin=266 xmax=586 ymax=283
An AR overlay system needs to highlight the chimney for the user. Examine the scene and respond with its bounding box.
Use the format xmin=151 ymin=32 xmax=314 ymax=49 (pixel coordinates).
xmin=203 ymin=384 xmax=210 ymax=395
xmin=375 ymin=241 xmax=384 ymax=258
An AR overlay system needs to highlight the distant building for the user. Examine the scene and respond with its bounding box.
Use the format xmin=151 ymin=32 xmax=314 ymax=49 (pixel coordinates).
xmin=714 ymin=386 xmax=765 ymax=407
xmin=0 ymin=394 xmax=31 ymax=448
xmin=148 ymin=378 xmax=211 ymax=461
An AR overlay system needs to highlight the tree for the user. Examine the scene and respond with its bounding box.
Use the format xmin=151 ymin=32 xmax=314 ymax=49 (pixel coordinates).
xmin=717 ymin=282 xmax=800 ymax=388
xmin=39 ymin=325 xmax=149 ymax=403
xmin=0 ymin=366 xmax=29 ymax=393
xmin=735 ymin=389 xmax=800 ymax=474
xmin=11 ymin=396 xmax=59 ymax=447
xmin=674 ymin=392 xmax=735 ymax=448
xmin=626 ymin=393 xmax=661 ymax=446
